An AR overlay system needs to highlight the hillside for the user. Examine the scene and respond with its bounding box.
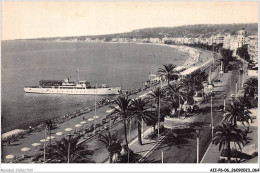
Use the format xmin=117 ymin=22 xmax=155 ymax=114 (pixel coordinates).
xmin=25 ymin=23 xmax=258 ymax=41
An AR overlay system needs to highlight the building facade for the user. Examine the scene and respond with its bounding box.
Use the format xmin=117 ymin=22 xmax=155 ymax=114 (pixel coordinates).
xmin=247 ymin=35 xmax=258 ymax=63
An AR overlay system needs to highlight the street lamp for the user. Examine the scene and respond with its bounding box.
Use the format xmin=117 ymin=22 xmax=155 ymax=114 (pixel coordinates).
xmin=158 ymin=78 xmax=162 ymax=139
xmin=240 ymin=68 xmax=244 ymax=88
xmin=196 ymin=129 xmax=200 ymax=164
xmin=142 ymin=119 xmax=144 ymax=139
xmin=43 ymin=125 xmax=47 ymax=163
xmin=236 ymin=80 xmax=238 ymax=94
xmin=223 ymin=94 xmax=226 ymax=111
xmin=67 ymin=133 xmax=73 ymax=163
xmin=210 ymin=91 xmax=214 ymax=139
xmin=161 ymin=151 xmax=164 ymax=163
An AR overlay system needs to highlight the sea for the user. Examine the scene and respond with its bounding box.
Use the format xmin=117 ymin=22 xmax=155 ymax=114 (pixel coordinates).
xmin=1 ymin=40 xmax=189 ymax=133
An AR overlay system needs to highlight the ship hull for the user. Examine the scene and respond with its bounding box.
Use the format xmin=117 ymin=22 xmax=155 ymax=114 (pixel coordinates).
xmin=24 ymin=87 xmax=121 ymax=95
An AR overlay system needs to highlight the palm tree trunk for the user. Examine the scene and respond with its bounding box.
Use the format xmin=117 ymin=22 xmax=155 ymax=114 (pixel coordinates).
xmin=123 ymin=117 xmax=129 ymax=163
xmin=137 ymin=121 xmax=142 ymax=145
xmin=234 ymin=116 xmax=237 ymax=126
xmin=123 ymin=118 xmax=129 ymax=149
xmin=109 ymin=153 xmax=113 ymax=163
xmin=227 ymin=141 xmax=231 ymax=163
xmin=49 ymin=128 xmax=52 ymax=158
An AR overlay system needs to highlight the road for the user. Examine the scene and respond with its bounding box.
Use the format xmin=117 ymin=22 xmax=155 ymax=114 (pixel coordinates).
xmin=145 ymin=68 xmax=241 ymax=163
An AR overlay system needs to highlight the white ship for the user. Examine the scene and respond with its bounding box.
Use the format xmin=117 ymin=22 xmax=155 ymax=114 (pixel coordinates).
xmin=24 ymin=78 xmax=121 ymax=95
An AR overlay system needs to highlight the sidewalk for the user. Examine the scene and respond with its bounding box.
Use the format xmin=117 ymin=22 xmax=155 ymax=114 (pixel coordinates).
xmin=201 ymin=109 xmax=258 ymax=163
xmin=103 ymin=127 xmax=156 ymax=163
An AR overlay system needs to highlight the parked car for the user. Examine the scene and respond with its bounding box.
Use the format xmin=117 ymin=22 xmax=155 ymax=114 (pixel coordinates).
xmin=229 ymin=94 xmax=236 ymax=100
xmin=213 ymin=79 xmax=221 ymax=82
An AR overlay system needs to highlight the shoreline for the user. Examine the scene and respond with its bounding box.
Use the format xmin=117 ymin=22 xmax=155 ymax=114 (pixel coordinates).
xmin=1 ymin=42 xmax=209 ymax=137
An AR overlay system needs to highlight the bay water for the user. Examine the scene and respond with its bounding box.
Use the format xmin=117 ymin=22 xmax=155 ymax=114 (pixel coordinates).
xmin=1 ymin=41 xmax=189 ymax=133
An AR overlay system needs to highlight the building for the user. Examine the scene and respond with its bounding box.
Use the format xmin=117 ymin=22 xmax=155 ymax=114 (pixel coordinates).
xmin=247 ymin=35 xmax=258 ymax=63
xmin=248 ymin=70 xmax=258 ymax=78
xmin=162 ymin=36 xmax=170 ymax=43
xmin=223 ymin=33 xmax=238 ymax=50
xmin=213 ymin=33 xmax=225 ymax=45
xmin=230 ymin=36 xmax=239 ymax=51
xmin=223 ymin=34 xmax=231 ymax=49
xmin=150 ymin=38 xmax=162 ymax=43
xmin=237 ymin=28 xmax=247 ymax=47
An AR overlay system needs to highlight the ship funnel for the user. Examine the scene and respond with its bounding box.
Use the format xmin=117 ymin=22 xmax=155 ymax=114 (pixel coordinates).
xmin=64 ymin=78 xmax=69 ymax=82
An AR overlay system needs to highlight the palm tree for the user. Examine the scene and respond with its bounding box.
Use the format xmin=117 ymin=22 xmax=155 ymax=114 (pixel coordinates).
xmin=244 ymin=78 xmax=258 ymax=98
xmin=45 ymin=119 xmax=53 ymax=157
xmin=223 ymin=101 xmax=251 ymax=127
xmin=237 ymin=96 xmax=251 ymax=110
xmin=50 ymin=135 xmax=94 ymax=163
xmin=130 ymin=98 xmax=156 ymax=145
xmin=166 ymin=82 xmax=188 ymax=113
xmin=220 ymin=48 xmax=234 ymax=65
xmin=99 ymin=132 xmax=123 ymax=163
xmin=158 ymin=64 xmax=179 ymax=85
xmin=148 ymin=87 xmax=165 ymax=131
xmin=180 ymin=76 xmax=195 ymax=95
xmin=212 ymin=123 xmax=245 ymax=162
xmin=192 ymin=70 xmax=207 ymax=96
xmin=110 ymin=95 xmax=132 ymax=162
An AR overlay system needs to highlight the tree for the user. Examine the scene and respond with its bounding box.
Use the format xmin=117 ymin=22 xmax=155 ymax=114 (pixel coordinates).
xmin=244 ymin=78 xmax=258 ymax=98
xmin=236 ymin=45 xmax=250 ymax=62
xmin=237 ymin=96 xmax=252 ymax=110
xmin=191 ymin=70 xmax=207 ymax=96
xmin=212 ymin=123 xmax=245 ymax=162
xmin=148 ymin=87 xmax=165 ymax=130
xmin=110 ymin=95 xmax=132 ymax=163
xmin=130 ymin=98 xmax=156 ymax=145
xmin=223 ymin=101 xmax=251 ymax=127
xmin=220 ymin=48 xmax=234 ymax=72
xmin=165 ymin=82 xmax=188 ymax=113
xmin=180 ymin=76 xmax=195 ymax=95
xmin=158 ymin=64 xmax=179 ymax=85
xmin=50 ymin=135 xmax=94 ymax=163
xmin=99 ymin=132 xmax=123 ymax=163
xmin=45 ymin=119 xmax=53 ymax=158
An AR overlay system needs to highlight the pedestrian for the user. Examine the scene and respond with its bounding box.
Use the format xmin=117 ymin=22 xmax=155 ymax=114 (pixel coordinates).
xmin=8 ymin=137 xmax=11 ymax=146
xmin=83 ymin=116 xmax=85 ymax=120
xmin=29 ymin=126 xmax=32 ymax=133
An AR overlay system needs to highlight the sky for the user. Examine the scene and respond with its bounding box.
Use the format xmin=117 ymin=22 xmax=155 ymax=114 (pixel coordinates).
xmin=1 ymin=1 xmax=258 ymax=40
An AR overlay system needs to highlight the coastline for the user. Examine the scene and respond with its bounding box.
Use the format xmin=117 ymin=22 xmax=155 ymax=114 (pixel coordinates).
xmin=1 ymin=42 xmax=208 ymax=137
xmin=2 ymin=42 xmax=215 ymax=163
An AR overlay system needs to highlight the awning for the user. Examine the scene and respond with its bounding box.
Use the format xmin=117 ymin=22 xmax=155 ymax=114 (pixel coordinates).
xmin=2 ymin=129 xmax=25 ymax=140
xmin=180 ymin=66 xmax=200 ymax=76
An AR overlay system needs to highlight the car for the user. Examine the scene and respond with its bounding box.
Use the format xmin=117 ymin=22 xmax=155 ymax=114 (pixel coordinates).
xmin=229 ymin=94 xmax=236 ymax=100
xmin=213 ymin=79 xmax=221 ymax=82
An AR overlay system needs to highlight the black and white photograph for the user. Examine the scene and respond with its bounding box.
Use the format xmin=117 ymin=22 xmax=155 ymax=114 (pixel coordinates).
xmin=1 ymin=1 xmax=259 ymax=172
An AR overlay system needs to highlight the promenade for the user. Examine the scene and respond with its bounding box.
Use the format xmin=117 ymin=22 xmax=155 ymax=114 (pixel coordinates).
xmin=2 ymin=46 xmax=212 ymax=163
xmin=2 ymin=87 xmax=156 ymax=163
